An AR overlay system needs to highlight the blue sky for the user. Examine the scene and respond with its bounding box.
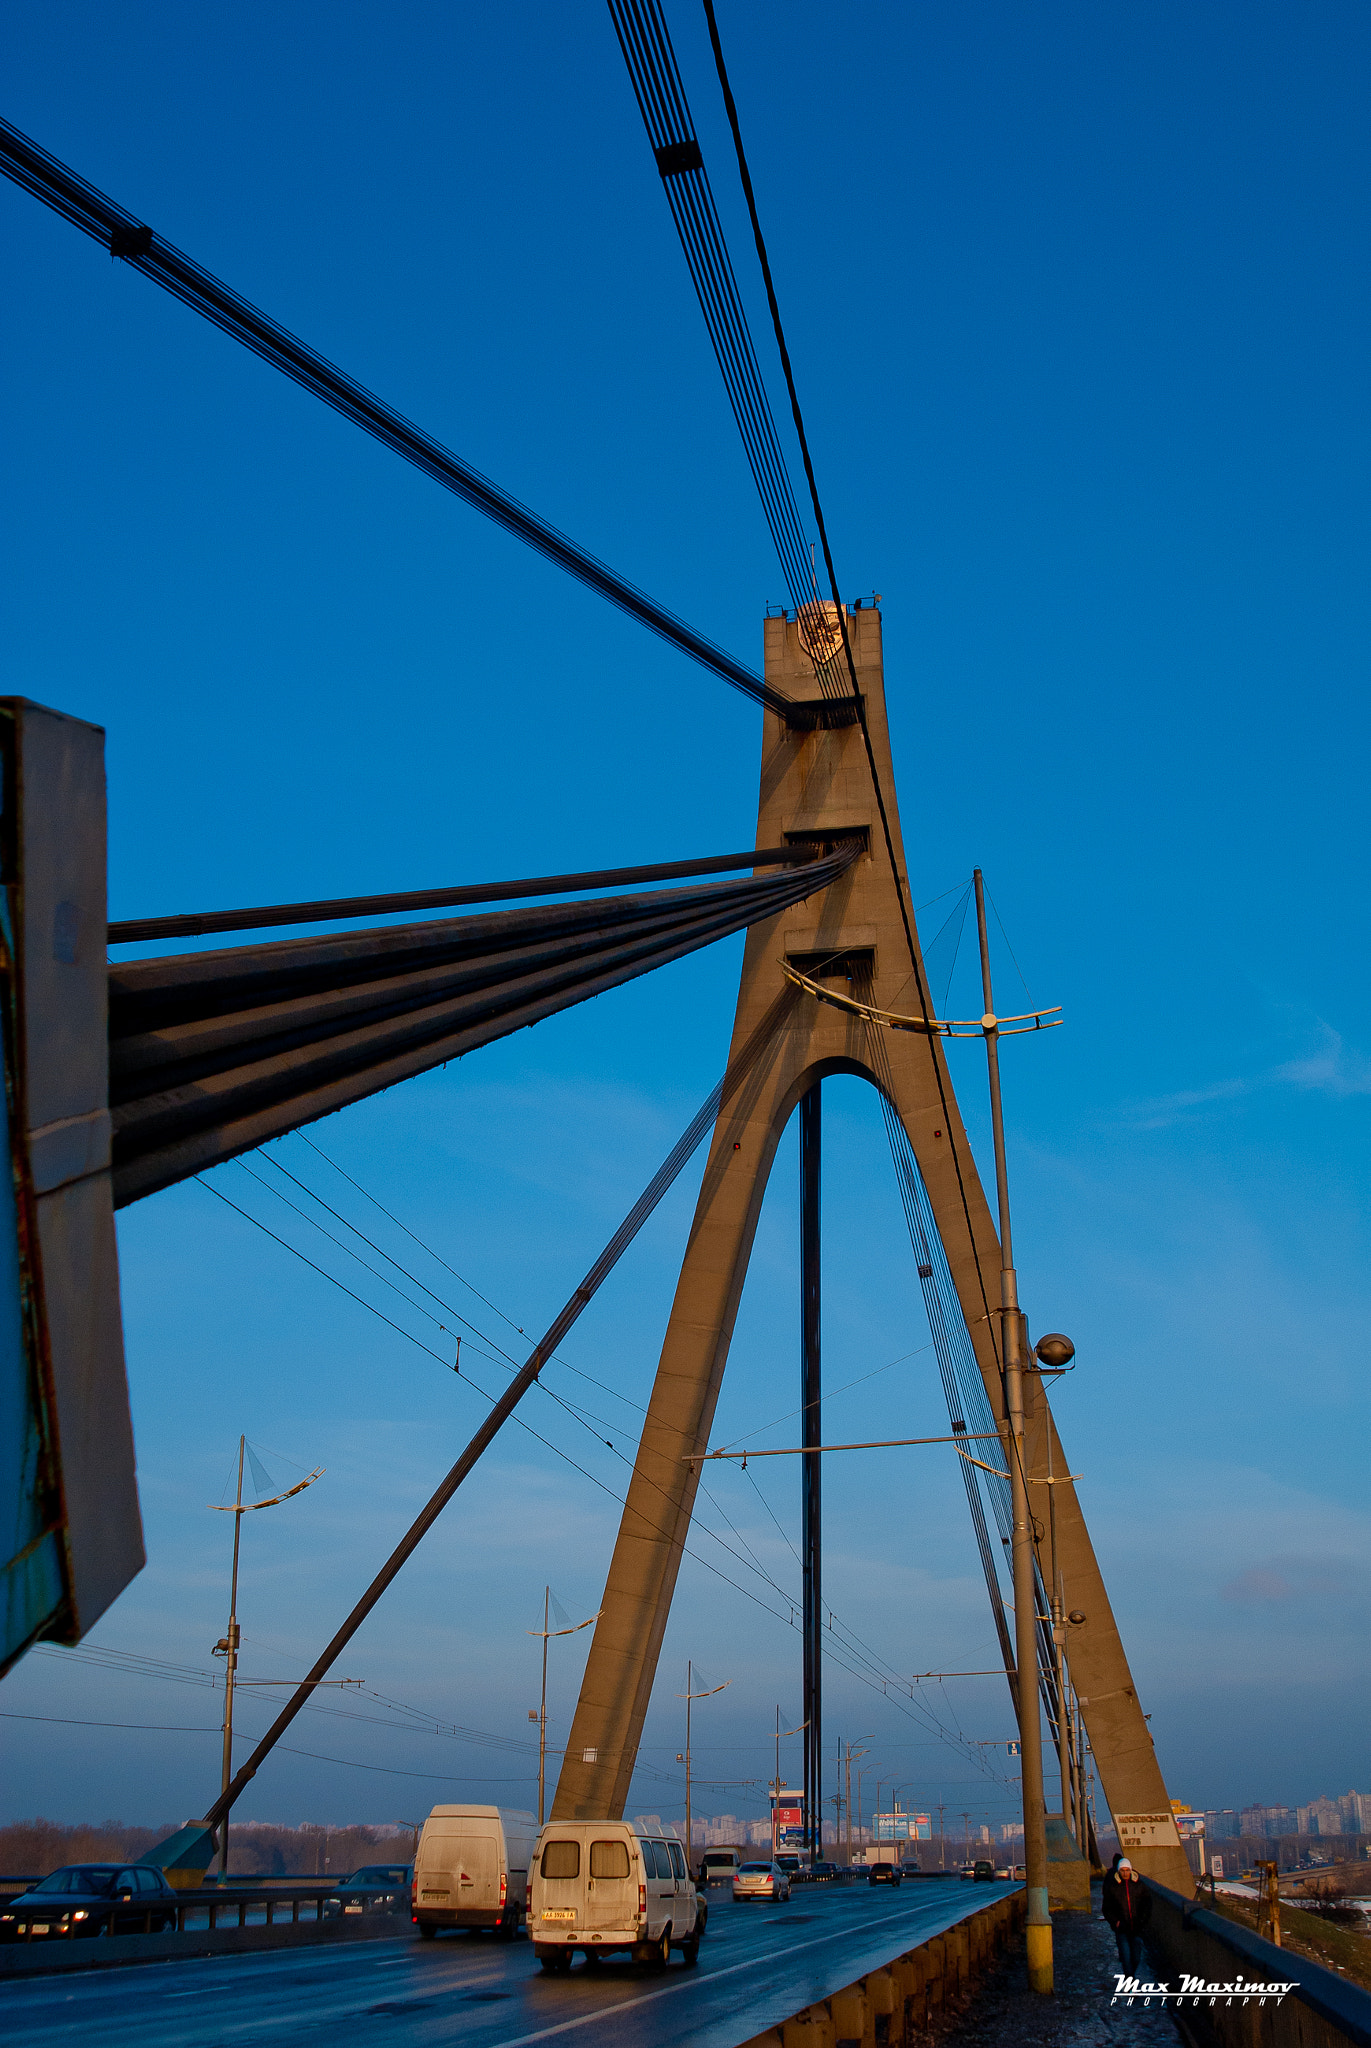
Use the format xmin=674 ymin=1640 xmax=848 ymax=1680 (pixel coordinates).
xmin=2 ymin=0 xmax=1368 ymax=1837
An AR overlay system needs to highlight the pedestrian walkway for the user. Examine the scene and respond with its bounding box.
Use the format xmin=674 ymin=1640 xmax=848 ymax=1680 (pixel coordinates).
xmin=937 ymin=1889 xmax=1182 ymax=2047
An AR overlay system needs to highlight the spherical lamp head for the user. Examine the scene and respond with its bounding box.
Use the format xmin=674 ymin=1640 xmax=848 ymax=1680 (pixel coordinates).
xmin=1034 ymin=1332 xmax=1075 ymax=1369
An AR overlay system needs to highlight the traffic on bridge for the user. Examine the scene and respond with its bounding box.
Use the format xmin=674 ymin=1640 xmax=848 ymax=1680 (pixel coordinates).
xmin=2 ymin=1880 xmax=1021 ymax=2048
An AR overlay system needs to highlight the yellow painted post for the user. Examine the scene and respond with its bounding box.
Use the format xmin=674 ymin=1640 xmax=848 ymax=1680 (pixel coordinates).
xmin=866 ymin=1967 xmax=896 ymax=2044
xmin=782 ymin=2013 xmax=835 ymax=2048
xmin=829 ymin=1985 xmax=867 ymax=2046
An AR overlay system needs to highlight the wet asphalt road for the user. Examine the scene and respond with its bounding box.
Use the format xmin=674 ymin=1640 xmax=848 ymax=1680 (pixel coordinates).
xmin=2 ymin=1879 xmax=1020 ymax=2048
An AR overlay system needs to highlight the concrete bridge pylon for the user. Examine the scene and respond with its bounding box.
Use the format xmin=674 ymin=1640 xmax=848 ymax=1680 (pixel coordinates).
xmin=552 ymin=606 xmax=1191 ymax=1894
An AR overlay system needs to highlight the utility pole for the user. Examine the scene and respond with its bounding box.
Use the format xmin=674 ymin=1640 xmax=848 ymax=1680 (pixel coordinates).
xmin=216 ymin=1437 xmax=245 ymax=1881
xmin=938 ymin=1801 xmax=946 ymax=1871
xmin=1044 ymin=1430 xmax=1075 ymax=1847
xmin=974 ymin=868 xmax=1052 ymax=1992
xmin=538 ymin=1587 xmax=549 ymax=1825
xmin=800 ymin=1084 xmax=822 ymax=1867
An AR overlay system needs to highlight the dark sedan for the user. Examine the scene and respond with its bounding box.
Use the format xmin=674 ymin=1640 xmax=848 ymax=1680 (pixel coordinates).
xmin=324 ymin=1864 xmax=413 ymax=1918
xmin=0 ymin=1864 xmax=177 ymax=1941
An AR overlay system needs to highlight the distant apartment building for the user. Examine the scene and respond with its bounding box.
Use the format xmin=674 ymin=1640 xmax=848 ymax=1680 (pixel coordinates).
xmin=1201 ymin=1791 xmax=1370 ymax=1840
xmin=1296 ymin=1791 xmax=1371 ymax=1836
xmin=1241 ymin=1805 xmax=1296 ymax=1838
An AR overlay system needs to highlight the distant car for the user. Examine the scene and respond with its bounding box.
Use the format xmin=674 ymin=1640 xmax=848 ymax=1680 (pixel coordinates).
xmin=898 ymin=1861 xmax=923 ymax=1878
xmin=774 ymin=1853 xmax=802 ymax=1877
xmin=973 ymin=1860 xmax=995 ymax=1882
xmin=324 ymin=1864 xmax=413 ymax=1917
xmin=958 ymin=1862 xmax=977 ymax=1880
xmin=698 ymin=1849 xmax=742 ymax=1885
xmin=867 ymin=1861 xmax=902 ymax=1887
xmin=809 ymin=1861 xmax=840 ymax=1882
xmin=0 ymin=1864 xmax=177 ymax=1941
xmin=733 ymin=1860 xmax=791 ymax=1902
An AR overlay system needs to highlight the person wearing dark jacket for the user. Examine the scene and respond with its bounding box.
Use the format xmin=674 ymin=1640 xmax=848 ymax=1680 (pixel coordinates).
xmin=1101 ymin=1857 xmax=1151 ymax=1971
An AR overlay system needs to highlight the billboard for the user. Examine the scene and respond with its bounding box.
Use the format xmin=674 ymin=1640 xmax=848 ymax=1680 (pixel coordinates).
xmin=771 ymin=1790 xmax=805 ymax=1850
xmin=875 ymin=1812 xmax=931 ymax=1841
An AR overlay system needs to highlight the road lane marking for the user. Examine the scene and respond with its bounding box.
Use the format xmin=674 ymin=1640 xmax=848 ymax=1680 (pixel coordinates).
xmin=479 ymin=1900 xmax=945 ymax=2048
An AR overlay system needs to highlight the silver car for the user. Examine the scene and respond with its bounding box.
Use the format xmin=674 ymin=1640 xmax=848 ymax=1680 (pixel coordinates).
xmin=732 ymin=1860 xmax=791 ymax=1902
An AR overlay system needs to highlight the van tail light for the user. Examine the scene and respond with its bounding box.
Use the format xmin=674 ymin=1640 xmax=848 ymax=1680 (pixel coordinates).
xmin=499 ymin=1874 xmax=507 ymax=1910
xmin=638 ymin=1883 xmax=646 ymax=1917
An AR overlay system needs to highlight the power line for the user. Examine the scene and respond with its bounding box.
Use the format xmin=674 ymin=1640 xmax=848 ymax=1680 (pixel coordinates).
xmin=198 ymin=1142 xmax=1000 ymax=1773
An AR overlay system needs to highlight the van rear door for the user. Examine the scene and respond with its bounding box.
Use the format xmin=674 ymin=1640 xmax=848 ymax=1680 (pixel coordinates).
xmin=585 ymin=1837 xmax=635 ymax=1931
xmin=420 ymin=1822 xmax=499 ymax=1918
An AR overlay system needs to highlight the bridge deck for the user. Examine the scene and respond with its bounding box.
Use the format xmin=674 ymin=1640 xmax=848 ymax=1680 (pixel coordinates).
xmin=1 ymin=1880 xmax=1020 ymax=2048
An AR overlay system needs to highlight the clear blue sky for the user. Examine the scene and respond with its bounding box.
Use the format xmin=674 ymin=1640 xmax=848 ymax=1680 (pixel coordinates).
xmin=3 ymin=0 xmax=1368 ymax=1839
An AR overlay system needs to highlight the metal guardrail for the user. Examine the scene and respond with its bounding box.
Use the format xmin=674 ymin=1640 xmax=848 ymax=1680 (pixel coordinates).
xmin=4 ymin=1885 xmax=397 ymax=1944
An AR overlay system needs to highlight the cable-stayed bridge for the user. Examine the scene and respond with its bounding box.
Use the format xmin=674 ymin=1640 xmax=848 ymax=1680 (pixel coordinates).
xmin=0 ymin=17 xmax=1196 ymax=2029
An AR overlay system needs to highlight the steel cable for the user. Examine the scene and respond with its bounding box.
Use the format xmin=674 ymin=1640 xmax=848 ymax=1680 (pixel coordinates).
xmin=0 ymin=114 xmax=787 ymax=716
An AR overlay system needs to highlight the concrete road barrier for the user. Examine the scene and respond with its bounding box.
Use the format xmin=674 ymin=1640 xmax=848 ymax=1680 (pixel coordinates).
xmin=1142 ymin=1877 xmax=1371 ymax=2048
xmin=739 ymin=1889 xmax=1028 ymax=2048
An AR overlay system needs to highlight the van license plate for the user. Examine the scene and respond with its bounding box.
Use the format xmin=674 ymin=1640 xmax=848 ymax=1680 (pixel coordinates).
xmin=541 ymin=1909 xmax=576 ymax=1921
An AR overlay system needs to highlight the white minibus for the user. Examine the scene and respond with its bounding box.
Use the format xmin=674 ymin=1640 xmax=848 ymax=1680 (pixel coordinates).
xmin=529 ymin=1819 xmax=706 ymax=1970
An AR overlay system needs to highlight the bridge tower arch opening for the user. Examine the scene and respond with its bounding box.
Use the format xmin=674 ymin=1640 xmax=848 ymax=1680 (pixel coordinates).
xmin=552 ymin=606 xmax=1191 ymax=1894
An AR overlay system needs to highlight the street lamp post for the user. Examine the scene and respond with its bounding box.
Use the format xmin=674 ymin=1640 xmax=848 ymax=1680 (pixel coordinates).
xmin=208 ymin=1438 xmax=323 ymax=1880
xmin=841 ymin=1739 xmax=871 ymax=1868
xmin=769 ymin=1708 xmax=806 ymax=1858
xmin=973 ymin=868 xmax=1053 ymax=1993
xmin=677 ymin=1664 xmax=729 ymax=1868
xmin=527 ymin=1590 xmax=599 ymax=1826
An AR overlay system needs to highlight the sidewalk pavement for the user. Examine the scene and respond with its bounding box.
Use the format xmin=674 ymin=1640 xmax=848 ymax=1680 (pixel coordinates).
xmin=936 ymin=1888 xmax=1183 ymax=2047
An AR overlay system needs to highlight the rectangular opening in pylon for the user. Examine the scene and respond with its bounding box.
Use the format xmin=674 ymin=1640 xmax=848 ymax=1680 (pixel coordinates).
xmin=785 ymin=946 xmax=874 ymax=985
xmin=782 ymin=825 xmax=870 ymax=858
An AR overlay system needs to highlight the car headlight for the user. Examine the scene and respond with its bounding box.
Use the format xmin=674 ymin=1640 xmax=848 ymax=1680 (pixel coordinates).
xmin=72 ymin=1911 xmax=88 ymax=1921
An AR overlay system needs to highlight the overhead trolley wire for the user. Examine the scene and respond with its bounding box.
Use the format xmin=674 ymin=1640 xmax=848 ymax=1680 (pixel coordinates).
xmin=0 ymin=113 xmax=789 ymax=717
xmin=203 ymin=1127 xmax=996 ymax=1771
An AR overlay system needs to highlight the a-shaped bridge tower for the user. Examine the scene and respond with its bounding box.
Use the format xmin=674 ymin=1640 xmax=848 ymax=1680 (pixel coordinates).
xmin=554 ymin=606 xmax=1190 ymax=1893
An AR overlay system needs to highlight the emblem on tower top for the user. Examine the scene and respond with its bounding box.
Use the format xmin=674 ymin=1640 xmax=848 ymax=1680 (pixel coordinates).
xmin=797 ymin=599 xmax=844 ymax=667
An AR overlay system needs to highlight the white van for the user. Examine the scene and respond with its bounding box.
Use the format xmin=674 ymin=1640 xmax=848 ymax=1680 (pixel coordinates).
xmin=698 ymin=1848 xmax=742 ymax=1885
xmin=411 ymin=1805 xmax=538 ymax=1938
xmin=529 ymin=1819 xmax=706 ymax=1971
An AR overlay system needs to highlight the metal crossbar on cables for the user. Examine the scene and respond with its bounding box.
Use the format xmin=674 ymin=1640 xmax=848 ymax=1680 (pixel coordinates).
xmin=608 ymin=0 xmax=849 ymax=702
xmin=0 ymin=113 xmax=789 ymax=718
